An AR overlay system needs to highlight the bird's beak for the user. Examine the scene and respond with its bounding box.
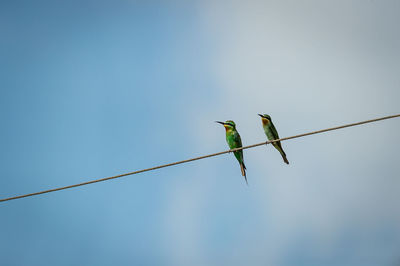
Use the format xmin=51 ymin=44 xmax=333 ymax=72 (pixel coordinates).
xmin=258 ymin=114 xmax=264 ymax=118
xmin=215 ymin=121 xmax=225 ymax=125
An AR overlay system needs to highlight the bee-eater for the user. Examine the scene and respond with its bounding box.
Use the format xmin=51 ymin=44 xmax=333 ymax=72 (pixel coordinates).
xmin=258 ymin=114 xmax=289 ymax=164
xmin=216 ymin=120 xmax=247 ymax=184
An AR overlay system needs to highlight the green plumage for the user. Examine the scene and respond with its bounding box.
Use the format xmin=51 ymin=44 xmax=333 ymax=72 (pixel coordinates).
xmin=226 ymin=128 xmax=245 ymax=165
xmin=259 ymin=114 xmax=289 ymax=164
xmin=216 ymin=120 xmax=247 ymax=184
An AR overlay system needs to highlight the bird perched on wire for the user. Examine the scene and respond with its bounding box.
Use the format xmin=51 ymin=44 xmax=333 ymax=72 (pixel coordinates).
xmin=258 ymin=114 xmax=289 ymax=164
xmin=216 ymin=120 xmax=247 ymax=184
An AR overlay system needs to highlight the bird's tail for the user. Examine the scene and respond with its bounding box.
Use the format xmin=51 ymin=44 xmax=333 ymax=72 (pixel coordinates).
xmin=240 ymin=162 xmax=248 ymax=185
xmin=279 ymin=149 xmax=289 ymax=164
xmin=274 ymin=142 xmax=289 ymax=165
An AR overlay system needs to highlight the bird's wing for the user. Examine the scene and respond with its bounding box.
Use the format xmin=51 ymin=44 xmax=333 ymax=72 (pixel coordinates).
xmin=226 ymin=131 xmax=242 ymax=149
xmin=233 ymin=132 xmax=244 ymax=162
xmin=270 ymin=122 xmax=280 ymax=140
xmin=235 ymin=131 xmax=243 ymax=147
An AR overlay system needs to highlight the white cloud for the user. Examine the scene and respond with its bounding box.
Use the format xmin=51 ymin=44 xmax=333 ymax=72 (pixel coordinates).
xmin=164 ymin=1 xmax=400 ymax=265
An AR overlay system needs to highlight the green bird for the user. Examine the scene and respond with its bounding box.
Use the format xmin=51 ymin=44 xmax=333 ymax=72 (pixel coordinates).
xmin=216 ymin=120 xmax=247 ymax=184
xmin=258 ymin=114 xmax=289 ymax=164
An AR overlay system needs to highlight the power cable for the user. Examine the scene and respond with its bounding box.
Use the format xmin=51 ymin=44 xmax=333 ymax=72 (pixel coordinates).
xmin=1 ymin=114 xmax=399 ymax=203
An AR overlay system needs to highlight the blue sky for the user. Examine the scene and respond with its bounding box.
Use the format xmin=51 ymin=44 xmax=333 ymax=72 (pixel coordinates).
xmin=1 ymin=1 xmax=400 ymax=265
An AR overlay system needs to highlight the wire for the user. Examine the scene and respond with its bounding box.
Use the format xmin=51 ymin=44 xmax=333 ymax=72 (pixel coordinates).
xmin=1 ymin=114 xmax=399 ymax=203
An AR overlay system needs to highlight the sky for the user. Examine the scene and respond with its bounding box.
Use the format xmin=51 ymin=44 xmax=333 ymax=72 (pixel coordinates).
xmin=0 ymin=0 xmax=399 ymax=265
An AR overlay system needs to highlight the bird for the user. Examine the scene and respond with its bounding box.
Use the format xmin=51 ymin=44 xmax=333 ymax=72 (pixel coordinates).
xmin=258 ymin=114 xmax=289 ymax=164
xmin=216 ymin=120 xmax=247 ymax=184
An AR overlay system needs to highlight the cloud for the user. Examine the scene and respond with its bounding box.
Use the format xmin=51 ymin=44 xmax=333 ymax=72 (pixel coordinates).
xmin=163 ymin=1 xmax=400 ymax=265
